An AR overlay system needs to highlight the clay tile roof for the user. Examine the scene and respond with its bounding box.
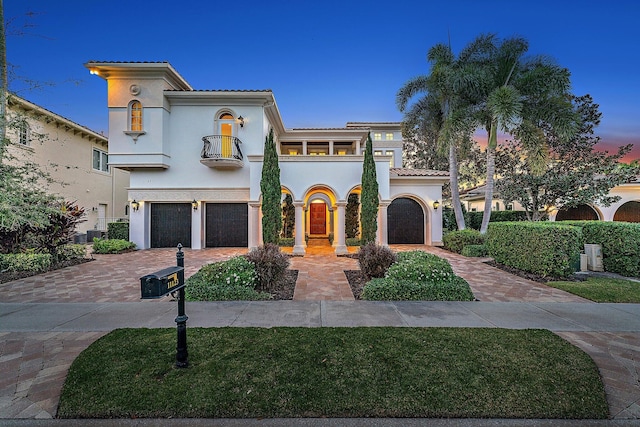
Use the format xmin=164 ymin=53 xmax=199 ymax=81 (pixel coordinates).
xmin=390 ymin=168 xmax=449 ymax=177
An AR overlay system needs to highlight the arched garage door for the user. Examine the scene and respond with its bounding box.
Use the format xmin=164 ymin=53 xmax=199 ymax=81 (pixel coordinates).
xmin=151 ymin=203 xmax=192 ymax=248
xmin=206 ymin=203 xmax=248 ymax=247
xmin=387 ymin=198 xmax=424 ymax=244
xmin=614 ymin=201 xmax=640 ymax=222
xmin=555 ymin=204 xmax=599 ymax=221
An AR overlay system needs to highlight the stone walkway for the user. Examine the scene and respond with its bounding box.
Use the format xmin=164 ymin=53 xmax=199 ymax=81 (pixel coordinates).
xmin=0 ymin=241 xmax=639 ymax=421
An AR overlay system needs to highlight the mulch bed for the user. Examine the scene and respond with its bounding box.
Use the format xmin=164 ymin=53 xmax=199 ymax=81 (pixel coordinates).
xmin=269 ymin=270 xmax=298 ymax=300
xmin=344 ymin=270 xmax=366 ymax=300
xmin=0 ymin=258 xmax=94 ymax=285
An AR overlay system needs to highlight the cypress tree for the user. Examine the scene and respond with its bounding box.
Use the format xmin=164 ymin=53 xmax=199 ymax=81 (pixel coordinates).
xmin=360 ymin=133 xmax=379 ymax=244
xmin=260 ymin=128 xmax=282 ymax=244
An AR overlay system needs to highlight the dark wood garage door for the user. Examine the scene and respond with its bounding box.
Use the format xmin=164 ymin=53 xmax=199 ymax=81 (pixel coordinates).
xmin=614 ymin=201 xmax=640 ymax=222
xmin=206 ymin=203 xmax=248 ymax=247
xmin=387 ymin=198 xmax=424 ymax=244
xmin=555 ymin=204 xmax=599 ymax=221
xmin=151 ymin=203 xmax=192 ymax=248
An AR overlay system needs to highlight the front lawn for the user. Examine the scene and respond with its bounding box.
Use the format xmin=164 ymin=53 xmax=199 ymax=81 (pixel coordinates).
xmin=58 ymin=327 xmax=608 ymax=419
xmin=547 ymin=276 xmax=640 ymax=303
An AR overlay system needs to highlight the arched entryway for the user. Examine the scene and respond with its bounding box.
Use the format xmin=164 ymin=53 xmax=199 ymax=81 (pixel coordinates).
xmin=614 ymin=201 xmax=640 ymax=222
xmin=555 ymin=204 xmax=599 ymax=221
xmin=387 ymin=197 xmax=425 ymax=244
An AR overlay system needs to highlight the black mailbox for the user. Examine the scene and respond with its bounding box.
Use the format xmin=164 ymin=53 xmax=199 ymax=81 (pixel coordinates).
xmin=140 ymin=266 xmax=185 ymax=299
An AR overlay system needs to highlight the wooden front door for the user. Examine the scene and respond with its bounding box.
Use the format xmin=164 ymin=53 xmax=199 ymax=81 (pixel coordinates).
xmin=309 ymin=202 xmax=326 ymax=235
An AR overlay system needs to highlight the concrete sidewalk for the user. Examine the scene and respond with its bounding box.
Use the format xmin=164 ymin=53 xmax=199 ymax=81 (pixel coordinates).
xmin=2 ymin=300 xmax=640 ymax=331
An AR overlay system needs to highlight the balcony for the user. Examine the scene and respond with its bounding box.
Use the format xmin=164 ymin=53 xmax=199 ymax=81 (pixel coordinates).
xmin=200 ymin=135 xmax=244 ymax=169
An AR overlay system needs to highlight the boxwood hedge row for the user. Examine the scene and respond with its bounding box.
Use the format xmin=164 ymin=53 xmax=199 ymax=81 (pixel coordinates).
xmin=557 ymin=220 xmax=640 ymax=277
xmin=486 ymin=222 xmax=582 ymax=278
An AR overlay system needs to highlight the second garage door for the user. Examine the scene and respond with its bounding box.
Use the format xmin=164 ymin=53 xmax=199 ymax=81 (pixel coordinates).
xmin=206 ymin=203 xmax=248 ymax=247
xmin=387 ymin=198 xmax=425 ymax=244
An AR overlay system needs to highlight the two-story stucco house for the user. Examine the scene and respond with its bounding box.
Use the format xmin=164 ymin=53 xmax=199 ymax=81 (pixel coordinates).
xmin=86 ymin=61 xmax=448 ymax=254
xmin=5 ymin=94 xmax=130 ymax=239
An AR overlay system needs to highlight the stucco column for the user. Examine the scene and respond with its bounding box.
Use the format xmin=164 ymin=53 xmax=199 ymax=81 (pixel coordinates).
xmin=377 ymin=200 xmax=390 ymax=246
xmin=130 ymin=199 xmax=148 ymax=250
xmin=329 ymin=140 xmax=334 ymax=156
xmin=248 ymin=201 xmax=261 ymax=250
xmin=293 ymin=201 xmax=306 ymax=255
xmin=334 ymin=201 xmax=348 ymax=254
xmin=191 ymin=201 xmax=203 ymax=250
xmin=355 ymin=140 xmax=361 ymax=155
xmin=302 ymin=140 xmax=308 ymax=155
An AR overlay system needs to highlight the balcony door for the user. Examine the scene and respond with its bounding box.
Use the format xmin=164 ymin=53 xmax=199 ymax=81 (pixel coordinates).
xmin=219 ymin=113 xmax=234 ymax=158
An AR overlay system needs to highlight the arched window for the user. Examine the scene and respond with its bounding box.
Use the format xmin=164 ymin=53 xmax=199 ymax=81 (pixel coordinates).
xmin=130 ymin=100 xmax=143 ymax=131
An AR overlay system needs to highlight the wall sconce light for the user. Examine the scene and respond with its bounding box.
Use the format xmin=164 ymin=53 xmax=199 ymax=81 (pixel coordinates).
xmin=131 ymin=200 xmax=139 ymax=212
xmin=192 ymin=199 xmax=199 ymax=211
xmin=433 ymin=200 xmax=440 ymax=210
xmin=238 ymin=116 xmax=244 ymax=128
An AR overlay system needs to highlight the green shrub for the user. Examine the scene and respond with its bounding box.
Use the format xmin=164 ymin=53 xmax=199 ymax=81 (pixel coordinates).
xmin=486 ymin=222 xmax=582 ymax=278
xmin=461 ymin=245 xmax=488 ymax=258
xmin=362 ymin=276 xmax=474 ymax=301
xmin=278 ymin=238 xmax=295 ymax=247
xmin=358 ymin=242 xmax=397 ymax=279
xmin=185 ymin=256 xmax=269 ymax=301
xmin=246 ymin=243 xmax=290 ymax=292
xmin=578 ymin=222 xmax=640 ymax=277
xmin=107 ymin=222 xmax=129 ymax=241
xmin=0 ymin=253 xmax=51 ymax=273
xmin=328 ymin=232 xmax=334 ymax=245
xmin=92 ymin=238 xmax=136 ymax=254
xmin=386 ymin=252 xmax=456 ymax=285
xmin=55 ymin=244 xmax=87 ymax=262
xmin=443 ymin=229 xmax=486 ymax=254
xmin=346 ymin=238 xmax=361 ymax=247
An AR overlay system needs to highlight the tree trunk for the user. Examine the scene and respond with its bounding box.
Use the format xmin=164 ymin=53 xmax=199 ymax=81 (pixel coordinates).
xmin=480 ymin=145 xmax=495 ymax=234
xmin=449 ymin=142 xmax=465 ymax=230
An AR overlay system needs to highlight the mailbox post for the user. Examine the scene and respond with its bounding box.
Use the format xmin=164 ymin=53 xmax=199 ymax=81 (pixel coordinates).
xmin=175 ymin=244 xmax=188 ymax=368
xmin=140 ymin=243 xmax=189 ymax=368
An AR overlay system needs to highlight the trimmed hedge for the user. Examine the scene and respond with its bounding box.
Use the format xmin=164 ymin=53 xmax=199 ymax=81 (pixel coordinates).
xmin=56 ymin=244 xmax=87 ymax=262
xmin=362 ymin=250 xmax=474 ymax=301
xmin=92 ymin=238 xmax=136 ymax=254
xmin=278 ymin=238 xmax=295 ymax=247
xmin=107 ymin=222 xmax=129 ymax=241
xmin=346 ymin=238 xmax=361 ymax=247
xmin=486 ymin=222 xmax=582 ymax=278
xmin=462 ymin=244 xmax=488 ymax=258
xmin=362 ymin=276 xmax=473 ymax=301
xmin=185 ymin=256 xmax=270 ymax=301
xmin=444 ymin=208 xmax=532 ymax=232
xmin=443 ymin=229 xmax=486 ymax=254
xmin=0 ymin=253 xmax=51 ymax=273
xmin=559 ymin=221 xmax=640 ymax=277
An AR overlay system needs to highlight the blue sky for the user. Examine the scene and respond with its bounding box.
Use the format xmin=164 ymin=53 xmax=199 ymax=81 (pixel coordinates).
xmin=5 ymin=0 xmax=640 ymax=160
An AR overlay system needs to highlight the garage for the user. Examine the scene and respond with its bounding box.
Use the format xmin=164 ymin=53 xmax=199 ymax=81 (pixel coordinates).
xmin=150 ymin=203 xmax=192 ymax=248
xmin=206 ymin=203 xmax=248 ymax=247
xmin=387 ymin=197 xmax=425 ymax=244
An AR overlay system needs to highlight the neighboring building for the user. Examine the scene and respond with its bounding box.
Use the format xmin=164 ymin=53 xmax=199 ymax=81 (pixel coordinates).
xmin=5 ymin=95 xmax=130 ymax=238
xmin=459 ymin=182 xmax=640 ymax=222
xmin=86 ymin=61 xmax=449 ymax=253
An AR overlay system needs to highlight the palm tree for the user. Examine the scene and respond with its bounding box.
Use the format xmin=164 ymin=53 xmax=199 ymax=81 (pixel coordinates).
xmin=397 ymin=36 xmax=491 ymax=230
xmin=477 ymin=36 xmax=577 ymax=233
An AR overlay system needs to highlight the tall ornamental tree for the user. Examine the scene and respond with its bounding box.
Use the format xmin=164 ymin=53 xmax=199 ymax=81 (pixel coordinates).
xmin=260 ymin=128 xmax=282 ymax=244
xmin=0 ymin=0 xmax=7 ymax=156
xmin=475 ymin=35 xmax=577 ymax=233
xmin=496 ymin=94 xmax=639 ymax=220
xmin=360 ymin=133 xmax=378 ymax=244
xmin=397 ymin=35 xmax=492 ymax=230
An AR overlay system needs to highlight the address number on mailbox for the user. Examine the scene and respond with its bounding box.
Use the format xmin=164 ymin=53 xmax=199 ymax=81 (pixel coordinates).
xmin=140 ymin=266 xmax=185 ymax=299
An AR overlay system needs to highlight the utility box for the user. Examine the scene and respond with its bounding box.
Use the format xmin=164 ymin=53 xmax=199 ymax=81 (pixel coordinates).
xmin=140 ymin=266 xmax=185 ymax=299
xmin=584 ymin=244 xmax=604 ymax=272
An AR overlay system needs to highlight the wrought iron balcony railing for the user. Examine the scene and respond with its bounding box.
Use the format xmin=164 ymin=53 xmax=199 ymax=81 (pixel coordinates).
xmin=200 ymin=135 xmax=244 ymax=168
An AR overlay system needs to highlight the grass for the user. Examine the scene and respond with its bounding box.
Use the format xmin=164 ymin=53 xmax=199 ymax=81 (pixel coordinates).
xmin=547 ymin=276 xmax=640 ymax=303
xmin=58 ymin=327 xmax=608 ymax=419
